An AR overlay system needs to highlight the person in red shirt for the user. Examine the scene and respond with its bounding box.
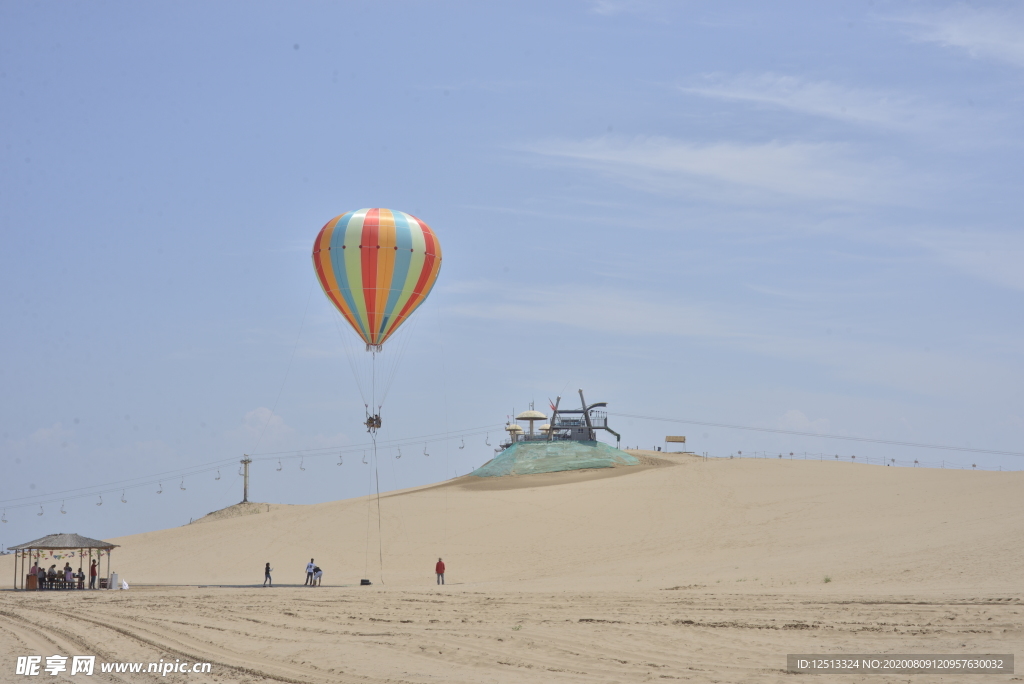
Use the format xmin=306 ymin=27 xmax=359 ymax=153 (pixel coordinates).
xmin=435 ymin=558 xmax=445 ymax=585
xmin=89 ymin=560 xmax=98 ymax=589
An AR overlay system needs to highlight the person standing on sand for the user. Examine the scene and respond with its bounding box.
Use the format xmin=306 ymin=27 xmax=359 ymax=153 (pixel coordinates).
xmin=264 ymin=562 xmax=273 ymax=587
xmin=435 ymin=558 xmax=445 ymax=585
xmin=89 ymin=560 xmax=98 ymax=589
xmin=305 ymin=558 xmax=315 ymax=586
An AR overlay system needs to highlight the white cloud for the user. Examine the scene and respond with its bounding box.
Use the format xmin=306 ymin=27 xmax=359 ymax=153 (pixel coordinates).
xmin=589 ymin=0 xmax=660 ymax=17
xmin=680 ymin=73 xmax=949 ymax=131
xmin=89 ymin=439 xmax=179 ymax=464
xmin=777 ymin=409 xmax=832 ymax=434
xmin=226 ymin=407 xmax=296 ymax=450
xmin=222 ymin=407 xmax=351 ymax=457
xmin=897 ymin=4 xmax=1024 ymax=67
xmin=449 ymin=280 xmax=1018 ymax=400
xmin=917 ymin=229 xmax=1024 ymax=292
xmin=4 ymin=423 xmax=78 ymax=459
xmin=448 ymin=281 xmax=728 ymax=339
xmin=521 ymin=135 xmax=907 ymax=204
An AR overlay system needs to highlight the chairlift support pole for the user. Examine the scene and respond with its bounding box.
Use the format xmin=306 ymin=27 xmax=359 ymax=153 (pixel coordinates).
xmin=241 ymin=455 xmax=252 ymax=503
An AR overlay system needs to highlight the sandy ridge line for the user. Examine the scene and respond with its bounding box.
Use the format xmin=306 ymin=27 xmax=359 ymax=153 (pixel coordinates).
xmin=21 ymin=604 xmax=321 ymax=684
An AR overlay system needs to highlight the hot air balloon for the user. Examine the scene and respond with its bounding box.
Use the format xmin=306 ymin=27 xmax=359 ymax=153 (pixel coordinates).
xmin=312 ymin=208 xmax=442 ymax=432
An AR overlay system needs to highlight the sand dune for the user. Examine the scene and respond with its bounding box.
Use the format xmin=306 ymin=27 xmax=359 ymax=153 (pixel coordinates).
xmin=73 ymin=452 xmax=1024 ymax=590
xmin=2 ymin=454 xmax=1022 ymax=682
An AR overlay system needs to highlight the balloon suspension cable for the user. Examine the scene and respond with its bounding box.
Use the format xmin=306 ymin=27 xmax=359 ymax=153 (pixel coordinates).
xmin=363 ymin=351 xmax=383 ymax=433
xmin=373 ymin=432 xmax=384 ymax=585
xmin=360 ymin=350 xmax=385 ymax=585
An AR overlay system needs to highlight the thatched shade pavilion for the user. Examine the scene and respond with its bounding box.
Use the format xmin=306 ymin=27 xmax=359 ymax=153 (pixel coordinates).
xmin=10 ymin=533 xmax=118 ymax=590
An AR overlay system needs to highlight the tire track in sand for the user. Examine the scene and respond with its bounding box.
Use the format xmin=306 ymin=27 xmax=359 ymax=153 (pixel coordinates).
xmin=0 ymin=609 xmax=128 ymax=684
xmin=16 ymin=604 xmax=333 ymax=684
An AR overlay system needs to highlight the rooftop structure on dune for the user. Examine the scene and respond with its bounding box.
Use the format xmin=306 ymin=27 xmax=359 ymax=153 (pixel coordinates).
xmin=471 ymin=390 xmax=637 ymax=477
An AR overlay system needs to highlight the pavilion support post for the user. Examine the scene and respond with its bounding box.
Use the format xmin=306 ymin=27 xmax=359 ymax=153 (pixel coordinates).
xmin=14 ymin=549 xmax=19 ymax=590
xmin=106 ymin=550 xmax=111 ymax=589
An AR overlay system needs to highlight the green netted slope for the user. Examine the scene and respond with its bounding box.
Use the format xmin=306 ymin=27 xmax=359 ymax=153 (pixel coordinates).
xmin=470 ymin=440 xmax=639 ymax=477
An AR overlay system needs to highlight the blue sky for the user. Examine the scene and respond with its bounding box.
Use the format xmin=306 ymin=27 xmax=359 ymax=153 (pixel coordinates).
xmin=2 ymin=1 xmax=1022 ymax=545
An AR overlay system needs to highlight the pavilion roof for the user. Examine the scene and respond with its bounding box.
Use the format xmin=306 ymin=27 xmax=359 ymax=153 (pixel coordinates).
xmin=9 ymin=533 xmax=118 ymax=551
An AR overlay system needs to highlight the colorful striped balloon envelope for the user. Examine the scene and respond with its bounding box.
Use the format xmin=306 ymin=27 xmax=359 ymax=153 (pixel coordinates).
xmin=312 ymin=208 xmax=442 ymax=351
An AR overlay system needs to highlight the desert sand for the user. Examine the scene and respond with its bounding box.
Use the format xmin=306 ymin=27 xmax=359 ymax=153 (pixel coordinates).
xmin=2 ymin=453 xmax=1022 ymax=682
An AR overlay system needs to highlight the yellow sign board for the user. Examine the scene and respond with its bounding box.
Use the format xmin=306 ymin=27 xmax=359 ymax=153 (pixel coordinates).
xmin=665 ymin=436 xmax=686 ymax=443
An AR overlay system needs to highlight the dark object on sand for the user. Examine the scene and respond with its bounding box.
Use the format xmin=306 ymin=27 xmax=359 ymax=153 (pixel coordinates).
xmin=360 ymin=579 xmax=372 ymax=586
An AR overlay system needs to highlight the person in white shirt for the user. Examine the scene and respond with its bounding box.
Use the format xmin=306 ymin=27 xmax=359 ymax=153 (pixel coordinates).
xmin=305 ymin=559 xmax=315 ymax=586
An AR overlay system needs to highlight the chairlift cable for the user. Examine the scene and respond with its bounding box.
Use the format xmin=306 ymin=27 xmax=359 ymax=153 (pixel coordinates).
xmin=248 ymin=423 xmax=503 ymax=458
xmin=0 ymin=423 xmax=506 ymax=512
xmin=0 ymin=456 xmax=239 ymax=506
xmin=609 ymin=412 xmax=1024 ymax=457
